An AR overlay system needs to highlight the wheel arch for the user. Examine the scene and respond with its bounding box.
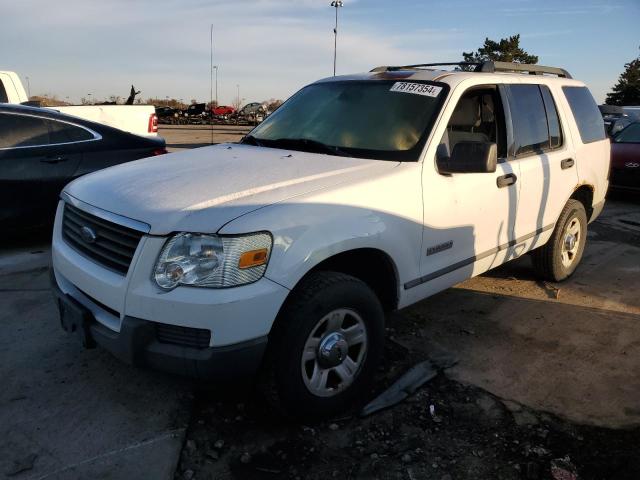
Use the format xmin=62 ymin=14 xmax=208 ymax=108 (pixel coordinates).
xmin=570 ymin=184 xmax=595 ymax=221
xmin=276 ymin=247 xmax=400 ymax=316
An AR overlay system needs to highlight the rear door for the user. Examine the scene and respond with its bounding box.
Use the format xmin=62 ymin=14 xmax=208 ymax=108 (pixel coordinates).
xmin=505 ymin=83 xmax=578 ymax=247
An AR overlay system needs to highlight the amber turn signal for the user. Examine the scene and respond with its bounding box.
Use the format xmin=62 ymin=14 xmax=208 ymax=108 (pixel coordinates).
xmin=238 ymin=248 xmax=269 ymax=269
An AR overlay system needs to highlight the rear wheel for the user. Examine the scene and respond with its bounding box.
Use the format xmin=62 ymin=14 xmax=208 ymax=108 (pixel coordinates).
xmin=532 ymin=199 xmax=587 ymax=281
xmin=260 ymin=271 xmax=384 ymax=419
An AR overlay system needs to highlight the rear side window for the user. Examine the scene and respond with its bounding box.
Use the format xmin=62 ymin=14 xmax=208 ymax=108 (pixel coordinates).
xmin=507 ymin=85 xmax=551 ymax=156
xmin=0 ymin=113 xmax=49 ymax=148
xmin=0 ymin=80 xmax=8 ymax=103
xmin=562 ymin=86 xmax=606 ymax=144
xmin=48 ymin=120 xmax=94 ymax=144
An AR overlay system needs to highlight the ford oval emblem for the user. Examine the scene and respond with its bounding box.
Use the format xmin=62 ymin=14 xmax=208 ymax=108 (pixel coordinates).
xmin=625 ymin=162 xmax=639 ymax=168
xmin=80 ymin=226 xmax=97 ymax=244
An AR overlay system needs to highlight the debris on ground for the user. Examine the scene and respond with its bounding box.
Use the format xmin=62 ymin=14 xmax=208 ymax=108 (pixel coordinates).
xmin=5 ymin=453 xmax=37 ymax=477
xmin=360 ymin=360 xmax=439 ymax=416
xmin=550 ymin=455 xmax=579 ymax=480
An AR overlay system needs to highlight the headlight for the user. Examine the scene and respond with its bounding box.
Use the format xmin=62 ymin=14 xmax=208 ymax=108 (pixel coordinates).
xmin=153 ymin=232 xmax=272 ymax=290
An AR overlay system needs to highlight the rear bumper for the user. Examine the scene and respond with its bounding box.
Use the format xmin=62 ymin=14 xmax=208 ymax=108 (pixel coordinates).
xmin=51 ymin=269 xmax=268 ymax=380
xmin=590 ymin=199 xmax=606 ymax=223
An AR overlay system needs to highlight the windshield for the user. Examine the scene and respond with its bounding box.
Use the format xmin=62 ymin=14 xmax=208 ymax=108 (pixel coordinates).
xmin=245 ymin=80 xmax=448 ymax=161
xmin=613 ymin=123 xmax=640 ymax=143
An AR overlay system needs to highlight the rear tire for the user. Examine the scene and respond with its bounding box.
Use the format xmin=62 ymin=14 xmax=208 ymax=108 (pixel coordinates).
xmin=532 ymin=199 xmax=587 ymax=282
xmin=260 ymin=271 xmax=384 ymax=419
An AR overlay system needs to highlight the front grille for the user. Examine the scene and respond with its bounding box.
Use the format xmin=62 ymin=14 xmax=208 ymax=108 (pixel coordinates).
xmin=62 ymin=203 xmax=143 ymax=274
xmin=155 ymin=323 xmax=211 ymax=349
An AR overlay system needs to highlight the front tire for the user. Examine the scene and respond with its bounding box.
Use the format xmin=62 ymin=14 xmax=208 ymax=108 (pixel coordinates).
xmin=260 ymin=271 xmax=385 ymax=419
xmin=532 ymin=199 xmax=587 ymax=282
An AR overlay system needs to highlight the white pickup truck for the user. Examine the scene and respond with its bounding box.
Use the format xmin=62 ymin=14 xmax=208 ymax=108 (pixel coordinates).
xmin=0 ymin=71 xmax=158 ymax=137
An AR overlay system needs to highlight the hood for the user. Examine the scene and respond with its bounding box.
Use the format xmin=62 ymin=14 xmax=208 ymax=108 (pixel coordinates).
xmin=64 ymin=144 xmax=397 ymax=235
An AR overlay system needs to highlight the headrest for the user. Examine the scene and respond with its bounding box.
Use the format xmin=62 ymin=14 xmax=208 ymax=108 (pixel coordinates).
xmin=450 ymin=97 xmax=481 ymax=127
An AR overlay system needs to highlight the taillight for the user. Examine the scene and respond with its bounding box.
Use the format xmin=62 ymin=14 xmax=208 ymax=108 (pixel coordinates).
xmin=152 ymin=147 xmax=168 ymax=156
xmin=148 ymin=113 xmax=158 ymax=133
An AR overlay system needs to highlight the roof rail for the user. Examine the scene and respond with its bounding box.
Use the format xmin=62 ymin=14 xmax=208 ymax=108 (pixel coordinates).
xmin=370 ymin=61 xmax=572 ymax=79
xmin=480 ymin=61 xmax=572 ymax=78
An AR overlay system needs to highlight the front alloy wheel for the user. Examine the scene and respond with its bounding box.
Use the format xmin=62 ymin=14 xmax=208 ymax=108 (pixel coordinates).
xmin=301 ymin=308 xmax=368 ymax=397
xmin=260 ymin=271 xmax=384 ymax=419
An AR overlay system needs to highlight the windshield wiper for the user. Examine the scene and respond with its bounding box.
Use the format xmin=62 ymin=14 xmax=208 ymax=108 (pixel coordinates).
xmin=269 ymin=137 xmax=353 ymax=157
xmin=241 ymin=134 xmax=265 ymax=147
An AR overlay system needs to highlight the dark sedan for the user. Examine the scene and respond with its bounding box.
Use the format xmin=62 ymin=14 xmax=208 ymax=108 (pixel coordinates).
xmin=1 ymin=104 xmax=167 ymax=230
xmin=610 ymin=122 xmax=640 ymax=193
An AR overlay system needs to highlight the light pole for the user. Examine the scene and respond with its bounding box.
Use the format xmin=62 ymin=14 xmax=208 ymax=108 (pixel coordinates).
xmin=87 ymin=93 xmax=92 ymax=105
xmin=236 ymin=84 xmax=240 ymax=108
xmin=25 ymin=76 xmax=31 ymax=98
xmin=330 ymin=1 xmax=344 ymax=76
xmin=213 ymin=66 xmax=218 ymax=107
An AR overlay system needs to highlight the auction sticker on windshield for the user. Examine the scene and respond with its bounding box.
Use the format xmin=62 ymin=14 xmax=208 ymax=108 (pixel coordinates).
xmin=390 ymin=82 xmax=442 ymax=97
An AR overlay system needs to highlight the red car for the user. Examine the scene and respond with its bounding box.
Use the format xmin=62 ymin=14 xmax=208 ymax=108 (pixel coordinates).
xmin=610 ymin=122 xmax=640 ymax=193
xmin=212 ymin=105 xmax=235 ymax=117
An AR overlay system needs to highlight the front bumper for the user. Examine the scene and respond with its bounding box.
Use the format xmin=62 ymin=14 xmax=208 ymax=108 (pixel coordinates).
xmin=51 ymin=269 xmax=268 ymax=379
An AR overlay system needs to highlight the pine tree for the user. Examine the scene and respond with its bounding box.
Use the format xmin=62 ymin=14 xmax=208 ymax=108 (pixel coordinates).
xmin=605 ymin=57 xmax=640 ymax=106
xmin=462 ymin=34 xmax=538 ymax=69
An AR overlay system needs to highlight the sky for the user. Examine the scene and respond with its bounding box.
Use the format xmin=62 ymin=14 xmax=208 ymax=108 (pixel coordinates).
xmin=3 ymin=0 xmax=639 ymax=105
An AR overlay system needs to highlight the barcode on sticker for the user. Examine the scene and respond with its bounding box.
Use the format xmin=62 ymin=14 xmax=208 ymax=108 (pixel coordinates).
xmin=390 ymin=82 xmax=442 ymax=97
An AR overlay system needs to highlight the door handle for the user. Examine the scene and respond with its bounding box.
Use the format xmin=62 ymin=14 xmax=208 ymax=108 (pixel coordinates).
xmin=496 ymin=173 xmax=517 ymax=188
xmin=40 ymin=156 xmax=68 ymax=164
xmin=561 ymin=158 xmax=575 ymax=170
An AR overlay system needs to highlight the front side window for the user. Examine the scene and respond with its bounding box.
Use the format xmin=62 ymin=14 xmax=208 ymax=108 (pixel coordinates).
xmin=613 ymin=123 xmax=640 ymax=143
xmin=562 ymin=86 xmax=606 ymax=144
xmin=0 ymin=113 xmax=49 ymax=148
xmin=438 ymin=85 xmax=507 ymax=159
xmin=507 ymin=85 xmax=551 ymax=156
xmin=246 ymin=80 xmax=448 ymax=161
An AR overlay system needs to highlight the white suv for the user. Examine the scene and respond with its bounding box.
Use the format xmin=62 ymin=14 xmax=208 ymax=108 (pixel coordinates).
xmin=51 ymin=61 xmax=609 ymax=417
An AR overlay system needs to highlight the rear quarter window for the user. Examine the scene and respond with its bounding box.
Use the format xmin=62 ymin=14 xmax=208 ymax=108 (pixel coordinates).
xmin=48 ymin=120 xmax=94 ymax=144
xmin=0 ymin=80 xmax=8 ymax=103
xmin=562 ymin=86 xmax=606 ymax=144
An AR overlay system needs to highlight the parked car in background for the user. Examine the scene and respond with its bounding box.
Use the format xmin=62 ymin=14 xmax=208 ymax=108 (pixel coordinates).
xmin=0 ymin=104 xmax=167 ymax=230
xmin=236 ymin=102 xmax=267 ymax=125
xmin=183 ymin=103 xmax=208 ymax=124
xmin=610 ymin=122 xmax=640 ymax=193
xmin=1 ymin=71 xmax=159 ymax=137
xmin=212 ymin=105 xmax=235 ymax=118
xmin=599 ymin=104 xmax=633 ymax=136
xmin=155 ymin=106 xmax=177 ymax=124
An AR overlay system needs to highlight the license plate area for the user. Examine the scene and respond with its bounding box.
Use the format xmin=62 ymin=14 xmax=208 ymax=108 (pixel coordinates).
xmin=58 ymin=295 xmax=96 ymax=348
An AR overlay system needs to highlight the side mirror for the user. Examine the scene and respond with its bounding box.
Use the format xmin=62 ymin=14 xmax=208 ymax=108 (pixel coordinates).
xmin=437 ymin=141 xmax=497 ymax=174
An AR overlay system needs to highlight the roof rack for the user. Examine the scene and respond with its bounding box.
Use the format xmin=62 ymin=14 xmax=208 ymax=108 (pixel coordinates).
xmin=370 ymin=61 xmax=572 ymax=79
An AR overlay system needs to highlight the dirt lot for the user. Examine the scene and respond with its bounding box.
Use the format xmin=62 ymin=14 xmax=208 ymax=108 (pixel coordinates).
xmin=1 ymin=126 xmax=638 ymax=479
xmin=160 ymin=125 xmax=252 ymax=151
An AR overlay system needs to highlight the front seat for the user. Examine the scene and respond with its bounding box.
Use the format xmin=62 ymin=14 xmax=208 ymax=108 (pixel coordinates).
xmin=439 ymin=96 xmax=489 ymax=158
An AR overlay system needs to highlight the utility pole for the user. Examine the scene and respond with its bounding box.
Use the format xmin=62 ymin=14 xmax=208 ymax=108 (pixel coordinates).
xmin=330 ymin=1 xmax=344 ymax=76
xmin=210 ymin=24 xmax=214 ymax=143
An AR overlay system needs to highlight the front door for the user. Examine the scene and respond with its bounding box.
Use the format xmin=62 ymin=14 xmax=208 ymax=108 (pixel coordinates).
xmin=410 ymin=84 xmax=519 ymax=299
